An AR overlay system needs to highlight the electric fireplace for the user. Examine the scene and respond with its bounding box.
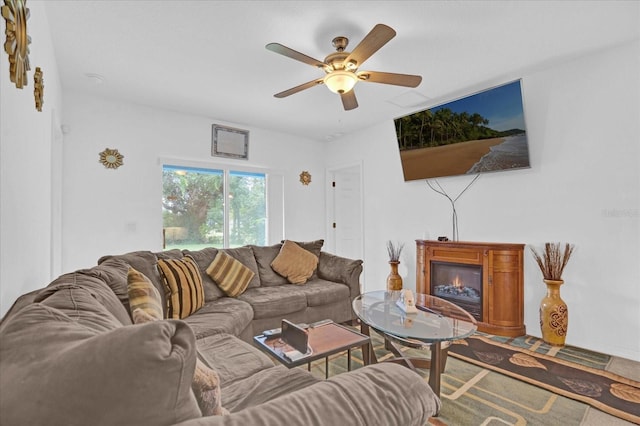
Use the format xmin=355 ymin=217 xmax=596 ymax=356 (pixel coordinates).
xmin=430 ymin=261 xmax=482 ymax=321
xmin=416 ymin=240 xmax=526 ymax=337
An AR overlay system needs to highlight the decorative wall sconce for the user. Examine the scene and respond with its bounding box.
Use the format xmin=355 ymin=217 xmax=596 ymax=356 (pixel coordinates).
xmin=299 ymin=171 xmax=311 ymax=185
xmin=1 ymin=0 xmax=31 ymax=89
xmin=34 ymin=66 xmax=43 ymax=111
xmin=99 ymin=148 xmax=124 ymax=169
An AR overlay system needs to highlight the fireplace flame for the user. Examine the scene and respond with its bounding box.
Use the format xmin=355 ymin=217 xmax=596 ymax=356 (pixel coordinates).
xmin=452 ymin=275 xmax=462 ymax=288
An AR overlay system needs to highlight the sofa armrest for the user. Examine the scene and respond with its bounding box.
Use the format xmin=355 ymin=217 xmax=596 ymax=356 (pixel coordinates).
xmin=317 ymin=252 xmax=362 ymax=301
xmin=174 ymin=363 xmax=441 ymax=426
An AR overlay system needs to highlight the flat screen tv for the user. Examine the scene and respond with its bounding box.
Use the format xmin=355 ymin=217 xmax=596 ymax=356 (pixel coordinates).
xmin=394 ymin=79 xmax=531 ymax=181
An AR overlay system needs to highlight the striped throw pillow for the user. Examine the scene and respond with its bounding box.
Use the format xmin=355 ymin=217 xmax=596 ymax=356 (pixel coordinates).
xmin=271 ymin=240 xmax=319 ymax=284
xmin=127 ymin=267 xmax=163 ymax=320
xmin=157 ymin=256 xmax=205 ymax=319
xmin=206 ymin=251 xmax=255 ymax=297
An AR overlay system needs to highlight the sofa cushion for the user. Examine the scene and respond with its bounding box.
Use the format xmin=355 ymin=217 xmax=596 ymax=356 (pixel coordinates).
xmin=158 ymin=256 xmax=205 ymax=319
xmin=220 ymin=246 xmax=261 ymax=288
xmin=0 ymin=303 xmax=201 ymax=426
xmin=182 ymin=298 xmax=254 ymax=339
xmin=206 ymin=251 xmax=255 ymax=297
xmin=209 ymin=363 xmax=441 ymax=425
xmin=271 ymin=240 xmax=319 ymax=284
xmin=250 ymin=243 xmax=289 ymax=286
xmin=78 ymin=257 xmax=132 ymax=319
xmin=195 ymin=333 xmax=275 ymax=388
xmin=222 ymin=365 xmax=321 ymax=413
xmin=299 ymin=279 xmax=351 ymax=307
xmin=127 ymin=267 xmax=163 ymax=320
xmin=238 ymin=286 xmax=307 ymax=319
xmin=35 ymin=274 xmax=127 ymax=332
xmin=182 ymin=247 xmax=225 ymax=301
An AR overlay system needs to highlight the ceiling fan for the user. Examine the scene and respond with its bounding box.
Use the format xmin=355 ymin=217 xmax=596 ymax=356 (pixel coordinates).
xmin=266 ymin=24 xmax=422 ymax=111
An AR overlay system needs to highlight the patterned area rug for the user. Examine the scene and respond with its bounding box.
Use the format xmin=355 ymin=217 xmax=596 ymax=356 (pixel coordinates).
xmin=448 ymin=334 xmax=640 ymax=424
xmin=305 ymin=330 xmax=640 ymax=425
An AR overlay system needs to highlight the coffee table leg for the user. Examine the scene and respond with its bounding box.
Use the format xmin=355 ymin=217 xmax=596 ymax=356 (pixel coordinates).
xmin=360 ymin=323 xmax=376 ymax=365
xmin=325 ymin=356 xmax=329 ymax=379
xmin=429 ymin=341 xmax=442 ymax=397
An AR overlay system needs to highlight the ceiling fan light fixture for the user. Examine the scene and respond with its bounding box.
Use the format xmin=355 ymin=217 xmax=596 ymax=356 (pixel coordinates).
xmin=323 ymin=70 xmax=357 ymax=94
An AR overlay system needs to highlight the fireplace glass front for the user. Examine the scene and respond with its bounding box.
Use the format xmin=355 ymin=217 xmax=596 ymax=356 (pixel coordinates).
xmin=431 ymin=261 xmax=482 ymax=321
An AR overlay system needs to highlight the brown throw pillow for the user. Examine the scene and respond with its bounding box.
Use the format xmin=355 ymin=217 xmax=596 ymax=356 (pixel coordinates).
xmin=281 ymin=239 xmax=324 ymax=279
xmin=130 ymin=307 xmax=228 ymax=416
xmin=206 ymin=251 xmax=255 ymax=297
xmin=157 ymin=256 xmax=205 ymax=319
xmin=271 ymin=240 xmax=319 ymax=284
xmin=127 ymin=268 xmax=163 ymax=320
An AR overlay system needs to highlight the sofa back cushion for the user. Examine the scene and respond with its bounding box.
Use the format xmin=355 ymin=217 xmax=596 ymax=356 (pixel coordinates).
xmin=37 ymin=271 xmax=131 ymax=328
xmin=158 ymin=256 xmax=206 ymax=319
xmin=0 ymin=303 xmax=202 ymax=426
xmin=79 ymin=257 xmax=132 ymax=321
xmin=251 ymin=244 xmax=289 ymax=286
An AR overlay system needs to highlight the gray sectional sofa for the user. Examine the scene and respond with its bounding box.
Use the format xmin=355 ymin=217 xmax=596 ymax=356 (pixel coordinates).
xmin=0 ymin=240 xmax=441 ymax=425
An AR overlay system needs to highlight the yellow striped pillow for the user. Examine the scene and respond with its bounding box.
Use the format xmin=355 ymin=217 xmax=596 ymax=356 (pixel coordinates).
xmin=157 ymin=256 xmax=205 ymax=319
xmin=127 ymin=267 xmax=163 ymax=320
xmin=206 ymin=251 xmax=255 ymax=297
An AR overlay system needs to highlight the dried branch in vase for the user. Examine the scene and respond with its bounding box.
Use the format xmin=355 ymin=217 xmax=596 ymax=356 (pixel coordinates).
xmin=530 ymin=242 xmax=574 ymax=281
xmin=386 ymin=241 xmax=404 ymax=262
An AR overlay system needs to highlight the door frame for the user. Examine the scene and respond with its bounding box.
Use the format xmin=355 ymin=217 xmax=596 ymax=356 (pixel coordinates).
xmin=325 ymin=161 xmax=364 ymax=281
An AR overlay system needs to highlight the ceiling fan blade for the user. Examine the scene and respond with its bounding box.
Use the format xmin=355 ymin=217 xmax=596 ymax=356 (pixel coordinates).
xmin=358 ymin=71 xmax=422 ymax=87
xmin=341 ymin=90 xmax=358 ymax=111
xmin=274 ymin=78 xmax=324 ymax=98
xmin=266 ymin=43 xmax=327 ymax=69
xmin=343 ymin=24 xmax=396 ymax=69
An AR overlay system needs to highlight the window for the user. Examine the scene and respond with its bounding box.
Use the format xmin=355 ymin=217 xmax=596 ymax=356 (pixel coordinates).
xmin=162 ymin=165 xmax=266 ymax=250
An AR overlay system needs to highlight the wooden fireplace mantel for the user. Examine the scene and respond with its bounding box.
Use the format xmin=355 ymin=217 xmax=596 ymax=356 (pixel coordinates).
xmin=416 ymin=240 xmax=526 ymax=337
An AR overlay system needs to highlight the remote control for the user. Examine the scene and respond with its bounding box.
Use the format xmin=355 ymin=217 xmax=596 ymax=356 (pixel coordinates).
xmin=310 ymin=319 xmax=333 ymax=328
xmin=263 ymin=328 xmax=281 ymax=337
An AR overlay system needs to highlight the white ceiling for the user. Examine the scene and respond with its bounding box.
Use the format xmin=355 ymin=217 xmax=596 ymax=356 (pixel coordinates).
xmin=43 ymin=1 xmax=639 ymax=142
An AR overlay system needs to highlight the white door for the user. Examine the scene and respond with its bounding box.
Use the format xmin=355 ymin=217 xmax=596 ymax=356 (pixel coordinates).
xmin=327 ymin=164 xmax=363 ymax=263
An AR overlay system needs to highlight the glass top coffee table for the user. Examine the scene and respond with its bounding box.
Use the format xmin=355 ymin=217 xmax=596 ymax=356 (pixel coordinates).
xmin=352 ymin=290 xmax=477 ymax=396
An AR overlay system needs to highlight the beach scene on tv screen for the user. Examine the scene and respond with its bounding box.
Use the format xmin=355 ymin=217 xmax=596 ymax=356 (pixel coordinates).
xmin=395 ymin=80 xmax=531 ymax=181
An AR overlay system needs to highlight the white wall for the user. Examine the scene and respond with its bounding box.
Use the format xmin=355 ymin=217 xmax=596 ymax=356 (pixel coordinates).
xmin=326 ymin=40 xmax=640 ymax=361
xmin=0 ymin=2 xmax=63 ymax=315
xmin=59 ymin=92 xmax=327 ymax=273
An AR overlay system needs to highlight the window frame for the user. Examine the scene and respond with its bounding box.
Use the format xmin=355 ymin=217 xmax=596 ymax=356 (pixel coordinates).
xmin=161 ymin=159 xmax=273 ymax=249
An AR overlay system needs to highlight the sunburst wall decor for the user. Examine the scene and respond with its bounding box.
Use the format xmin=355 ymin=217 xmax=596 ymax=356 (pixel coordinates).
xmin=1 ymin=0 xmax=31 ymax=88
xmin=99 ymin=148 xmax=124 ymax=170
xmin=299 ymin=171 xmax=311 ymax=185
xmin=33 ymin=66 xmax=43 ymax=111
